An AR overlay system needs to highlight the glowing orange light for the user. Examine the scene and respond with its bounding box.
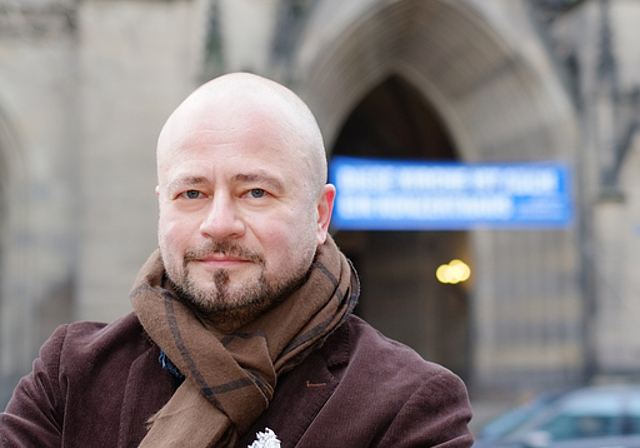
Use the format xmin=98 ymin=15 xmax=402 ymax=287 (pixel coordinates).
xmin=436 ymin=259 xmax=471 ymax=284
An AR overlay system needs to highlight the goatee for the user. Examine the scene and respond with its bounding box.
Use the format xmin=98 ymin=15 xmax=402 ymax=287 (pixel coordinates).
xmin=165 ymin=240 xmax=312 ymax=331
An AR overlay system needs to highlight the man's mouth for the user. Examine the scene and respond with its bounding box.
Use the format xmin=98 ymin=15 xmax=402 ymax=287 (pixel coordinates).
xmin=195 ymin=254 xmax=252 ymax=268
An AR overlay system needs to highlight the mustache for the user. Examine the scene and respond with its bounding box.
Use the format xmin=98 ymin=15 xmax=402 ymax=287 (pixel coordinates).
xmin=184 ymin=241 xmax=265 ymax=266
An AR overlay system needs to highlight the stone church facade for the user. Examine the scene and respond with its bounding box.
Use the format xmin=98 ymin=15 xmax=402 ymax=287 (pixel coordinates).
xmin=2 ymin=0 xmax=640 ymax=405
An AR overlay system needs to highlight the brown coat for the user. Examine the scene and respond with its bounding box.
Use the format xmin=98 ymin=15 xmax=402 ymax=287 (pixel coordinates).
xmin=1 ymin=313 xmax=473 ymax=447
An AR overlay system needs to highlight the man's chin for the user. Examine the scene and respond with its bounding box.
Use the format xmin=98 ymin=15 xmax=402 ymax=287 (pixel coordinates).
xmin=177 ymin=284 xmax=276 ymax=331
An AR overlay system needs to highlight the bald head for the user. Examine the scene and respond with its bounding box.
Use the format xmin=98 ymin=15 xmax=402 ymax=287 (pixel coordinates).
xmin=154 ymin=73 xmax=336 ymax=327
xmin=157 ymin=72 xmax=328 ymax=200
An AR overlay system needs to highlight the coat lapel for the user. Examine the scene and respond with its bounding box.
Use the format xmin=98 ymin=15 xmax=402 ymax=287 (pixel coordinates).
xmin=239 ymin=321 xmax=351 ymax=448
xmin=117 ymin=345 xmax=177 ymax=448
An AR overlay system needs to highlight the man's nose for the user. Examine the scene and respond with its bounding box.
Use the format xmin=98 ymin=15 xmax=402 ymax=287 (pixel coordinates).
xmin=199 ymin=194 xmax=246 ymax=239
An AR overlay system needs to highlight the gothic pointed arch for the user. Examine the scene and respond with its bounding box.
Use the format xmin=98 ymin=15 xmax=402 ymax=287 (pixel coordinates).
xmin=290 ymin=0 xmax=583 ymax=391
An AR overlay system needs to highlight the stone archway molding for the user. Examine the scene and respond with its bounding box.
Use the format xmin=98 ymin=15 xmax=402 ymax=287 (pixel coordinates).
xmin=291 ymin=0 xmax=578 ymax=162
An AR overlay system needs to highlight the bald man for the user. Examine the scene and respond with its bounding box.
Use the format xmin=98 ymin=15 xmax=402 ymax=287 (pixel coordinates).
xmin=1 ymin=73 xmax=474 ymax=448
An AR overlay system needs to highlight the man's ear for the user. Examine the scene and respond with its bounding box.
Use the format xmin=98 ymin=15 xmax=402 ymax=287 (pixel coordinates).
xmin=316 ymin=184 xmax=336 ymax=245
xmin=155 ymin=185 xmax=160 ymax=198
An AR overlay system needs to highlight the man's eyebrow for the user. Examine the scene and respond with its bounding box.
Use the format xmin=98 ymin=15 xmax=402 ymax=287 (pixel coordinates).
xmin=234 ymin=173 xmax=284 ymax=192
xmin=167 ymin=176 xmax=208 ymax=191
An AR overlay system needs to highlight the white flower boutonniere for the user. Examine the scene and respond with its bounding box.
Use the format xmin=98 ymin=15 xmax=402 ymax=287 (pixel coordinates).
xmin=248 ymin=427 xmax=281 ymax=448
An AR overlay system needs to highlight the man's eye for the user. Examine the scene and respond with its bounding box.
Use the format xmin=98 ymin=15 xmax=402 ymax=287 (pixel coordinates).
xmin=248 ymin=189 xmax=267 ymax=198
xmin=182 ymin=190 xmax=202 ymax=199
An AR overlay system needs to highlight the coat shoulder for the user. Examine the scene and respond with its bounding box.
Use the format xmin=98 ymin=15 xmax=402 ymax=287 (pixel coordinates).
xmin=289 ymin=315 xmax=474 ymax=447
xmin=342 ymin=314 xmax=458 ymax=380
xmin=57 ymin=312 xmax=153 ymax=364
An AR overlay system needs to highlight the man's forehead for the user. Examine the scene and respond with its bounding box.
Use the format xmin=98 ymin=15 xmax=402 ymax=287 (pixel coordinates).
xmin=159 ymin=100 xmax=291 ymax=155
xmin=157 ymin=128 xmax=300 ymax=176
xmin=158 ymin=127 xmax=300 ymax=183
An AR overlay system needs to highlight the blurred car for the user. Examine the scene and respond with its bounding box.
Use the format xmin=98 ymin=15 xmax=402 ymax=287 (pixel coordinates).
xmin=473 ymin=384 xmax=640 ymax=448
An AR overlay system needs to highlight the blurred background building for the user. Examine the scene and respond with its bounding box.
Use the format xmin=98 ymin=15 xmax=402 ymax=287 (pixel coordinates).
xmin=2 ymin=0 xmax=640 ymax=418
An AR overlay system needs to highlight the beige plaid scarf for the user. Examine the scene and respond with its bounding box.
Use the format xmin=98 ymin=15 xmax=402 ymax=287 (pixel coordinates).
xmin=130 ymin=236 xmax=358 ymax=448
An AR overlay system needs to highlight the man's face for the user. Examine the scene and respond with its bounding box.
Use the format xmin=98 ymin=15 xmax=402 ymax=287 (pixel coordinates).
xmin=156 ymin=100 xmax=333 ymax=324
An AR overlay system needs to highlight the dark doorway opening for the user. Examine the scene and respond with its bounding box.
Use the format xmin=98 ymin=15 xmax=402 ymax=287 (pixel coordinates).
xmin=331 ymin=75 xmax=471 ymax=378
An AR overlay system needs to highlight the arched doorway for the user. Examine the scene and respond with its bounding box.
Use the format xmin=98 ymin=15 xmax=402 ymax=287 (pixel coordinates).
xmin=331 ymin=75 xmax=471 ymax=378
xmin=294 ymin=0 xmax=582 ymax=392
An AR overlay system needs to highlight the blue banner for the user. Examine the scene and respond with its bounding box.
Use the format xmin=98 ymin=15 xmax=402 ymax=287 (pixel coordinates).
xmin=329 ymin=156 xmax=573 ymax=230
